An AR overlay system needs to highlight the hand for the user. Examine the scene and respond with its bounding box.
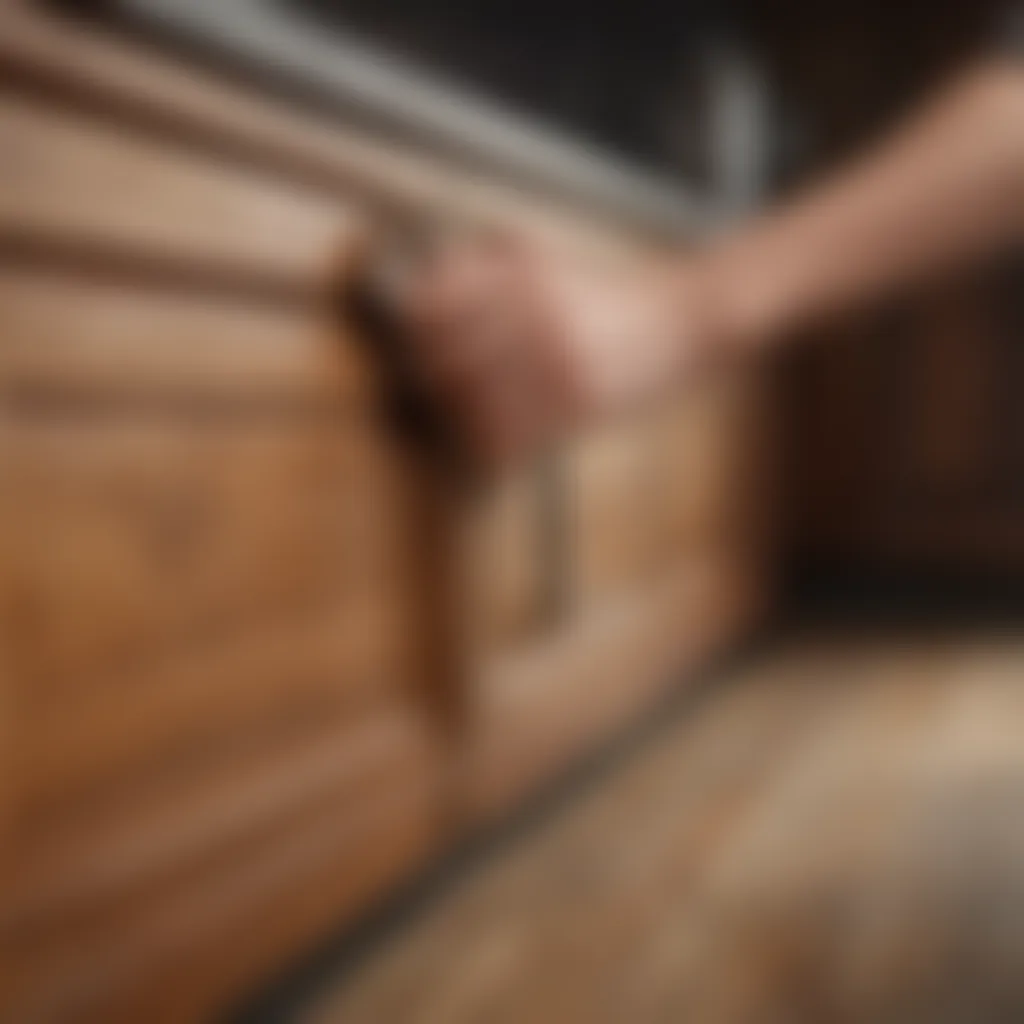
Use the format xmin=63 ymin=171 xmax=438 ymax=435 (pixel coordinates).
xmin=397 ymin=230 xmax=723 ymax=465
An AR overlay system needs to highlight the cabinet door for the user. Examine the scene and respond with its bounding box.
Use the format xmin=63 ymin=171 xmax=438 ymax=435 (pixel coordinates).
xmin=572 ymin=379 xmax=764 ymax=608
xmin=0 ymin=369 xmax=449 ymax=1024
xmin=465 ymin=377 xmax=769 ymax=819
xmin=0 ymin=63 xmax=448 ymax=1023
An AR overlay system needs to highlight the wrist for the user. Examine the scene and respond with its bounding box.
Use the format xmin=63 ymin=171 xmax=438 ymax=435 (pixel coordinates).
xmin=693 ymin=253 xmax=779 ymax=360
xmin=687 ymin=223 xmax=809 ymax=363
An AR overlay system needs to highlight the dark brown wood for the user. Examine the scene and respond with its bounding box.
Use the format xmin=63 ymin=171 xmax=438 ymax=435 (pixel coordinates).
xmin=786 ymin=275 xmax=1024 ymax=576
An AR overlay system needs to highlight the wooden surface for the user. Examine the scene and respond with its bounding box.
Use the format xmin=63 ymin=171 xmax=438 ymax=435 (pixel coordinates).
xmin=0 ymin=267 xmax=373 ymax=404
xmin=0 ymin=6 xmax=458 ymax=1018
xmin=1 ymin=92 xmax=356 ymax=291
xmin=0 ymin=0 xmax=654 ymax=256
xmin=787 ymin=277 xmax=1024 ymax=575
xmin=291 ymin=626 xmax=1024 ymax=1024
xmin=0 ymin=2 xmax=770 ymax=1019
xmin=466 ymin=550 xmax=762 ymax=820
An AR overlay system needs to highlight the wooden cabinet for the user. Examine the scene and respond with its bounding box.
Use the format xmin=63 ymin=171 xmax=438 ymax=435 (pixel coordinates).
xmin=786 ymin=274 xmax=1024 ymax=577
xmin=0 ymin=1 xmax=770 ymax=1019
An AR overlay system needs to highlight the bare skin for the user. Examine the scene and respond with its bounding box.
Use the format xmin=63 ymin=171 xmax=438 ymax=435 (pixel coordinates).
xmin=401 ymin=61 xmax=1024 ymax=464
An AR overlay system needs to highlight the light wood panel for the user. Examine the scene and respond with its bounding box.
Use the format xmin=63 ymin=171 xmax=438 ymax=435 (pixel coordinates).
xmin=572 ymin=421 xmax=665 ymax=604
xmin=0 ymin=0 xmax=648 ymax=254
xmin=467 ymin=468 xmax=548 ymax=651
xmin=653 ymin=381 xmax=757 ymax=554
xmin=0 ymin=268 xmax=373 ymax=405
xmin=0 ymin=92 xmax=358 ymax=290
xmin=468 ymin=552 xmax=760 ymax=818
xmin=294 ymin=630 xmax=1024 ymax=1024
xmin=572 ymin=379 xmax=764 ymax=609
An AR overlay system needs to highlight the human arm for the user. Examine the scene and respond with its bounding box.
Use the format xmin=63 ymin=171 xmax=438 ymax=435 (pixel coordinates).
xmin=400 ymin=60 xmax=1024 ymax=463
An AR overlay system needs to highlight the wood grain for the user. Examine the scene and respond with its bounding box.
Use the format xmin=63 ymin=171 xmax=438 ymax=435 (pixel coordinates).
xmin=0 ymin=268 xmax=374 ymax=406
xmin=1 ymin=417 xmax=419 ymax=695
xmin=468 ymin=552 xmax=761 ymax=819
xmin=4 ymin=702 xmax=432 ymax=935
xmin=295 ymin=630 xmax=1024 ymax=1024
xmin=4 ymin=722 xmax=444 ymax=1024
xmin=0 ymin=4 xmax=770 ymax=1022
xmin=0 ymin=0 xmax=648 ymax=254
xmin=466 ymin=467 xmax=548 ymax=652
xmin=572 ymin=380 xmax=764 ymax=609
xmin=0 ymin=92 xmax=358 ymax=292
xmin=13 ymin=583 xmax=427 ymax=817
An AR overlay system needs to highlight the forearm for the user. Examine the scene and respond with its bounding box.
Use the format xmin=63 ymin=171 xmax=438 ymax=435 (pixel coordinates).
xmin=693 ymin=60 xmax=1024 ymax=353
xmin=385 ymin=62 xmax=1024 ymax=457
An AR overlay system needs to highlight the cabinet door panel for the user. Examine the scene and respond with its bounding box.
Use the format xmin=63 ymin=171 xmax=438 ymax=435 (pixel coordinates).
xmin=1 ymin=417 xmax=420 ymax=695
xmin=0 ymin=270 xmax=373 ymax=406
